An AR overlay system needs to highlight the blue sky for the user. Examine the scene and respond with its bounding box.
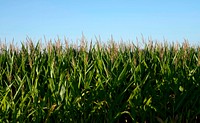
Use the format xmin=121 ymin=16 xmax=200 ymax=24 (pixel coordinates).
xmin=0 ymin=0 xmax=200 ymax=45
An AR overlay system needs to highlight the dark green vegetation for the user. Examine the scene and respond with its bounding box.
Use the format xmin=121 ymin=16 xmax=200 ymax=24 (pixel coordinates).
xmin=0 ymin=38 xmax=200 ymax=123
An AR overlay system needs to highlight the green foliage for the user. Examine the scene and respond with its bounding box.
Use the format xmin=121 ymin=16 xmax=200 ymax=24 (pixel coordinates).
xmin=0 ymin=39 xmax=200 ymax=122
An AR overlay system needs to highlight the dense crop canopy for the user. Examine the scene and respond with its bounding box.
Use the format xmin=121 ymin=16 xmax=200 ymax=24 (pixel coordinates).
xmin=0 ymin=38 xmax=200 ymax=122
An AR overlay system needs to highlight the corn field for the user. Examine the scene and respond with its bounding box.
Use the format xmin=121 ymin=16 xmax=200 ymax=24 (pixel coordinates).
xmin=0 ymin=38 xmax=200 ymax=123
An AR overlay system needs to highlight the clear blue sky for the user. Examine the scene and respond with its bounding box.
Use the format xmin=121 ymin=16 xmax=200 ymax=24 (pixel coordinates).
xmin=0 ymin=0 xmax=200 ymax=45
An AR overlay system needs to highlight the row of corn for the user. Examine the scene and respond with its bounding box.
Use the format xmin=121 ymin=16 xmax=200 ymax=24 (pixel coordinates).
xmin=0 ymin=38 xmax=200 ymax=122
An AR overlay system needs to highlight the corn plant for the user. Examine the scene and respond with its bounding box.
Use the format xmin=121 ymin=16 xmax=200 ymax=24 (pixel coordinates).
xmin=0 ymin=38 xmax=200 ymax=123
